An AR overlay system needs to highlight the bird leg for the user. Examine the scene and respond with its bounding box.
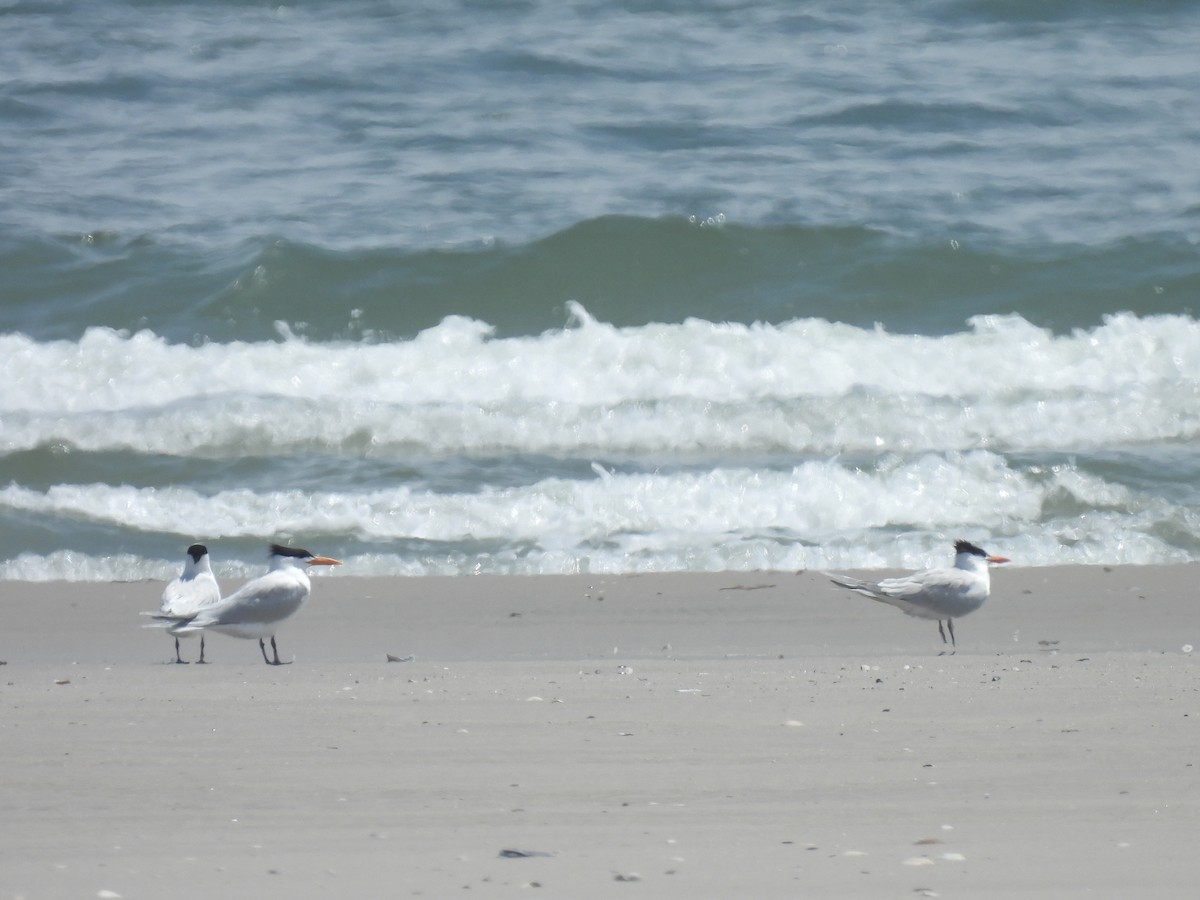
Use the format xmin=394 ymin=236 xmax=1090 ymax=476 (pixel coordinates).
xmin=937 ymin=619 xmax=958 ymax=655
xmin=173 ymin=637 xmax=189 ymax=664
xmin=261 ymin=636 xmax=291 ymax=666
xmin=196 ymin=635 xmax=209 ymax=665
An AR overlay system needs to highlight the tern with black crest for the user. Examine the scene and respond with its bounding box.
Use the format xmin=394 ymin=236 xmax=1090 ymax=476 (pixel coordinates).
xmin=169 ymin=544 xmax=342 ymax=665
xmin=828 ymin=540 xmax=1009 ymax=647
xmin=143 ymin=543 xmax=222 ymax=664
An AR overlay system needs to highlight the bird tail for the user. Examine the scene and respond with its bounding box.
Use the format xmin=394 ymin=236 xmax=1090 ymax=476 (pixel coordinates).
xmin=828 ymin=574 xmax=930 ymax=618
xmin=140 ymin=612 xmax=198 ymax=633
xmin=140 ymin=612 xmax=174 ymax=629
xmin=827 ymin=573 xmax=885 ymax=597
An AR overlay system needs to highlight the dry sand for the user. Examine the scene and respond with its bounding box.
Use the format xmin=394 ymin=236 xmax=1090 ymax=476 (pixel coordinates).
xmin=2 ymin=564 xmax=1199 ymax=898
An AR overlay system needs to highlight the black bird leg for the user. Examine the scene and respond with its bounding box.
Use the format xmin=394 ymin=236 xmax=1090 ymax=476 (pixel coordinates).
xmin=173 ymin=636 xmax=188 ymax=664
xmin=260 ymin=636 xmax=291 ymax=666
xmin=937 ymin=619 xmax=958 ymax=655
xmin=196 ymin=634 xmax=209 ymax=665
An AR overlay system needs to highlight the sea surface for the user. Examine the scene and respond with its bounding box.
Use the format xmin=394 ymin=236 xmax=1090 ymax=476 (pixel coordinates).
xmin=2 ymin=0 xmax=1199 ymax=581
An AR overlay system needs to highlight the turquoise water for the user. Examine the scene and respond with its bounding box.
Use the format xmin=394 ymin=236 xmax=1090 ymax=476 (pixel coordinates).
xmin=2 ymin=0 xmax=1198 ymax=579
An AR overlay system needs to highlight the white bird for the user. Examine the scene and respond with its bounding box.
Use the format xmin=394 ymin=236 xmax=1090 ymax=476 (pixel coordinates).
xmin=169 ymin=544 xmax=342 ymax=665
xmin=828 ymin=540 xmax=1010 ymax=647
xmin=142 ymin=543 xmax=222 ymax=664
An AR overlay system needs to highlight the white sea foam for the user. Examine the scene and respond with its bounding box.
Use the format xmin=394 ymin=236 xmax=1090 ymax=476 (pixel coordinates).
xmin=3 ymin=308 xmax=1198 ymax=579
xmin=0 ymin=450 xmax=1193 ymax=580
xmin=2 ymin=307 xmax=1198 ymax=456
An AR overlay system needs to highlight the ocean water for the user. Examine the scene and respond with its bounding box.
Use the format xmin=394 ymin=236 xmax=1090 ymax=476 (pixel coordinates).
xmin=2 ymin=0 xmax=1198 ymax=581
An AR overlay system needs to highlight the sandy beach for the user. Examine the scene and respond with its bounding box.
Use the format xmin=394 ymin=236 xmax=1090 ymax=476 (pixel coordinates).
xmin=3 ymin=564 xmax=1199 ymax=899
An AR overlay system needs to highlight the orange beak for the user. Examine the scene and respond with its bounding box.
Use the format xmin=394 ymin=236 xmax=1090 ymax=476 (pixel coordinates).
xmin=987 ymin=555 xmax=1010 ymax=564
xmin=307 ymin=556 xmax=343 ymax=567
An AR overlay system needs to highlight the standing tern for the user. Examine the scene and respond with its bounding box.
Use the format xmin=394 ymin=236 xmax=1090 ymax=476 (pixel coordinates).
xmin=170 ymin=544 xmax=341 ymax=665
xmin=143 ymin=543 xmax=222 ymax=664
xmin=828 ymin=540 xmax=1010 ymax=647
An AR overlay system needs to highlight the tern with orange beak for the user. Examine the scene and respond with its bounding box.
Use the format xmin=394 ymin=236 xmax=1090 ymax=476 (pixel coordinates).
xmin=828 ymin=540 xmax=1009 ymax=647
xmin=169 ymin=544 xmax=341 ymax=665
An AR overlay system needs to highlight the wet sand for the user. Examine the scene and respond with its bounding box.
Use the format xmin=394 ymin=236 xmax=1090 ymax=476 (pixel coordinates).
xmin=2 ymin=565 xmax=1198 ymax=898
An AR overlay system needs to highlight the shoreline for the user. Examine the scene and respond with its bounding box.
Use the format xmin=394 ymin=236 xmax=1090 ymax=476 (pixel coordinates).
xmin=3 ymin=564 xmax=1198 ymax=898
xmin=4 ymin=563 xmax=1197 ymax=664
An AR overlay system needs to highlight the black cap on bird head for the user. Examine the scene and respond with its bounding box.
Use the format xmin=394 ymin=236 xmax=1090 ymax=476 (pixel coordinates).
xmin=270 ymin=544 xmax=313 ymax=559
xmin=954 ymin=540 xmax=988 ymax=557
xmin=269 ymin=543 xmax=343 ymax=568
xmin=186 ymin=544 xmax=208 ymax=562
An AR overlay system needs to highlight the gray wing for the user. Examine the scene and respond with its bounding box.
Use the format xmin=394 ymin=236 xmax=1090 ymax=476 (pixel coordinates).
xmin=872 ymin=569 xmax=984 ymax=618
xmin=830 ymin=569 xmax=982 ymax=620
xmin=188 ymin=571 xmax=307 ymax=628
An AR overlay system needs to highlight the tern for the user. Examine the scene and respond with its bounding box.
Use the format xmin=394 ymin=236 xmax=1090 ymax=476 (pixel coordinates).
xmin=170 ymin=544 xmax=342 ymax=665
xmin=828 ymin=540 xmax=1009 ymax=647
xmin=143 ymin=543 xmax=222 ymax=664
